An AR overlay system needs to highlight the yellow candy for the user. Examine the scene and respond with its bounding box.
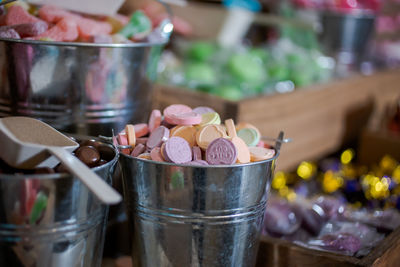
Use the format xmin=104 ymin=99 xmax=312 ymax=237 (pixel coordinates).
xmin=198 ymin=112 xmax=221 ymax=127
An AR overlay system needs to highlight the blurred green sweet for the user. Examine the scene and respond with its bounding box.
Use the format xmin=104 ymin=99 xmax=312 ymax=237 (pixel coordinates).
xmin=249 ymin=48 xmax=270 ymax=64
xmin=187 ymin=42 xmax=216 ymax=62
xmin=119 ymin=10 xmax=152 ymax=39
xmin=228 ymin=53 xmax=265 ymax=84
xmin=185 ymin=63 xmax=216 ymax=86
xmin=214 ymin=85 xmax=243 ymax=101
xmin=268 ymin=64 xmax=290 ymax=81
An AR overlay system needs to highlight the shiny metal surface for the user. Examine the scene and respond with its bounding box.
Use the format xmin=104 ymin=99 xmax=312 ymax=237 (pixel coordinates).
xmin=0 ymin=135 xmax=118 ymax=267
xmin=120 ymin=133 xmax=283 ymax=267
xmin=0 ymin=38 xmax=166 ymax=136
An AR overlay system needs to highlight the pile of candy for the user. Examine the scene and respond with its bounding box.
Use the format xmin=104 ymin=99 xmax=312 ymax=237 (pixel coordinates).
xmin=114 ymin=104 xmax=276 ymax=165
xmin=158 ymin=39 xmax=333 ymax=101
xmin=262 ymin=148 xmax=400 ymax=256
xmin=0 ymin=2 xmax=156 ymax=43
xmin=291 ymin=0 xmax=381 ymax=13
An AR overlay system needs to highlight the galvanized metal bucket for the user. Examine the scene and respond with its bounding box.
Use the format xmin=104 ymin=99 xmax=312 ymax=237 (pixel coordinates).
xmin=0 ymin=38 xmax=166 ymax=136
xmin=0 ymin=135 xmax=118 ymax=267
xmin=120 ymin=133 xmax=283 ymax=267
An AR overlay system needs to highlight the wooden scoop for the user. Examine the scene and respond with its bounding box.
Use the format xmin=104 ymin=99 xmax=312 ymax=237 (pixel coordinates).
xmin=0 ymin=117 xmax=121 ymax=205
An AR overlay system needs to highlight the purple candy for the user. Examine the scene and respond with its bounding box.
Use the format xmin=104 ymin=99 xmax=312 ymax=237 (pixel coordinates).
xmin=163 ymin=137 xmax=192 ymax=164
xmin=192 ymin=146 xmax=202 ymax=161
xmin=193 ymin=106 xmax=215 ymax=115
xmin=0 ymin=22 xmax=48 ymax=38
xmin=322 ymin=233 xmax=361 ymax=253
xmin=188 ymin=160 xmax=209 ymax=166
xmin=147 ymin=126 xmax=169 ymax=149
xmin=90 ymin=35 xmax=113 ymax=44
xmin=0 ymin=28 xmax=20 ymax=39
xmin=131 ymin=143 xmax=146 ymax=157
xmin=206 ymin=138 xmax=237 ymax=165
xmin=264 ymin=199 xmax=301 ymax=237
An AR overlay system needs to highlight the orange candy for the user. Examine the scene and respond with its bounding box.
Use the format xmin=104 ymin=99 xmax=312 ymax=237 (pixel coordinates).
xmin=225 ymin=119 xmax=250 ymax=164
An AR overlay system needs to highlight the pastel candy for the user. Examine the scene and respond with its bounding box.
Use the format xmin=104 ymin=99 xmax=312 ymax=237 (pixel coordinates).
xmin=193 ymin=106 xmax=215 ymax=115
xmin=171 ymin=125 xmax=197 ymax=147
xmin=192 ymin=146 xmax=202 ymax=161
xmin=237 ymin=128 xmax=260 ymax=147
xmin=188 ymin=160 xmax=209 ymax=166
xmin=249 ymin=147 xmax=275 ymax=161
xmin=167 ymin=112 xmax=202 ymax=126
xmin=137 ymin=153 xmax=151 ymax=160
xmin=117 ymin=133 xmax=131 ymax=155
xmin=196 ymin=124 xmax=227 ymax=150
xmin=0 ymin=21 xmax=48 ymax=38
xmin=146 ymin=126 xmax=169 ymax=149
xmin=236 ymin=122 xmax=261 ymax=138
xmin=118 ymin=10 xmax=152 ymax=39
xmin=225 ymin=119 xmax=250 ymax=164
xmin=150 ymin=147 xmax=164 ymax=162
xmin=206 ymin=138 xmax=237 ymax=165
xmin=133 ymin=123 xmax=149 ymax=138
xmin=34 ymin=18 xmax=78 ymax=41
xmin=163 ymin=104 xmax=192 ymax=124
xmin=131 ymin=143 xmax=146 ymax=157
xmin=148 ymin=109 xmax=162 ymax=132
xmin=136 ymin=137 xmax=148 ymax=145
xmin=198 ymin=112 xmax=221 ymax=127
xmin=6 ymin=5 xmax=42 ymax=26
xmin=125 ymin=124 xmax=136 ymax=148
xmin=162 ymin=137 xmax=192 ymax=164
xmin=89 ymin=35 xmax=113 ymax=44
xmin=0 ymin=28 xmax=20 ymax=38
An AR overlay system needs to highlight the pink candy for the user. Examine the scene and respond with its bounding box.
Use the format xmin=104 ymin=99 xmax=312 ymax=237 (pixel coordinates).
xmin=33 ymin=18 xmax=78 ymax=41
xmin=5 ymin=5 xmax=43 ymax=26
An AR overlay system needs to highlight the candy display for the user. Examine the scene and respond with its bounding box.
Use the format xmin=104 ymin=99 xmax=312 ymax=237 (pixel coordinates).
xmin=0 ymin=2 xmax=158 ymax=43
xmin=113 ymin=104 xmax=276 ymax=165
xmin=157 ymin=39 xmax=334 ymax=100
xmin=263 ymin=148 xmax=400 ymax=256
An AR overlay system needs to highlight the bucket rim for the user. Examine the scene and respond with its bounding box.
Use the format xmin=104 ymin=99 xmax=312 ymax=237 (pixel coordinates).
xmin=0 ymin=37 xmax=168 ymax=48
xmin=0 ymin=134 xmax=119 ymax=180
xmin=120 ymin=146 xmax=280 ymax=169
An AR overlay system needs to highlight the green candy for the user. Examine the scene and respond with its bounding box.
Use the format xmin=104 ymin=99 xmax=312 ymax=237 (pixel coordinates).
xmin=268 ymin=64 xmax=290 ymax=81
xmin=29 ymin=192 xmax=48 ymax=224
xmin=214 ymin=85 xmax=243 ymax=101
xmin=227 ymin=53 xmax=264 ymax=84
xmin=237 ymin=128 xmax=260 ymax=147
xmin=119 ymin=11 xmax=152 ymax=39
xmin=185 ymin=63 xmax=216 ymax=86
xmin=187 ymin=42 xmax=216 ymax=62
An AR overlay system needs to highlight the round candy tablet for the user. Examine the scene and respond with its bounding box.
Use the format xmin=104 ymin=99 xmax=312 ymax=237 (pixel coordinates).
xmin=225 ymin=119 xmax=237 ymax=138
xmin=193 ymin=106 xmax=215 ymax=115
xmin=148 ymin=109 xmax=162 ymax=132
xmin=237 ymin=128 xmax=260 ymax=147
xmin=206 ymin=138 xmax=237 ymax=165
xmin=192 ymin=146 xmax=202 ymax=161
xmin=198 ymin=112 xmax=221 ymax=127
xmin=163 ymin=104 xmax=192 ymax=124
xmin=231 ymin=136 xmax=251 ymax=164
xmin=236 ymin=122 xmax=261 ymax=138
xmin=196 ymin=124 xmax=227 ymax=150
xmin=188 ymin=160 xmax=209 ymax=166
xmin=125 ymin=124 xmax=136 ymax=148
xmin=137 ymin=153 xmax=152 ymax=160
xmin=146 ymin=126 xmax=170 ymax=149
xmin=248 ymin=146 xmax=275 ymax=161
xmin=150 ymin=147 xmax=164 ymax=162
xmin=167 ymin=112 xmax=202 ymax=125
xmin=131 ymin=143 xmax=146 ymax=157
xmin=163 ymin=137 xmax=192 ymax=164
xmin=133 ymin=123 xmax=149 ymax=138
xmin=171 ymin=125 xmax=197 ymax=147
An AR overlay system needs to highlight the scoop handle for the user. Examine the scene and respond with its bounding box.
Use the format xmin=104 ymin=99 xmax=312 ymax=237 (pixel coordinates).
xmin=48 ymin=147 xmax=122 ymax=205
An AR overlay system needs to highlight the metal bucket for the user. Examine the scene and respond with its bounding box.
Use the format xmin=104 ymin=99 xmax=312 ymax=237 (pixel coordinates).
xmin=0 ymin=135 xmax=118 ymax=267
xmin=120 ymin=133 xmax=283 ymax=267
xmin=0 ymin=39 xmax=166 ymax=136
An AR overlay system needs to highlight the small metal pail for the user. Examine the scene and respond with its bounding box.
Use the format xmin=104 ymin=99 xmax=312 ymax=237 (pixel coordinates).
xmin=0 ymin=135 xmax=118 ymax=267
xmin=120 ymin=133 xmax=283 ymax=267
xmin=0 ymin=38 xmax=166 ymax=136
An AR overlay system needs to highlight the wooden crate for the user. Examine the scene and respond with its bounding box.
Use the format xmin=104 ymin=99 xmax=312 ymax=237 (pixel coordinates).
xmin=153 ymin=69 xmax=400 ymax=171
